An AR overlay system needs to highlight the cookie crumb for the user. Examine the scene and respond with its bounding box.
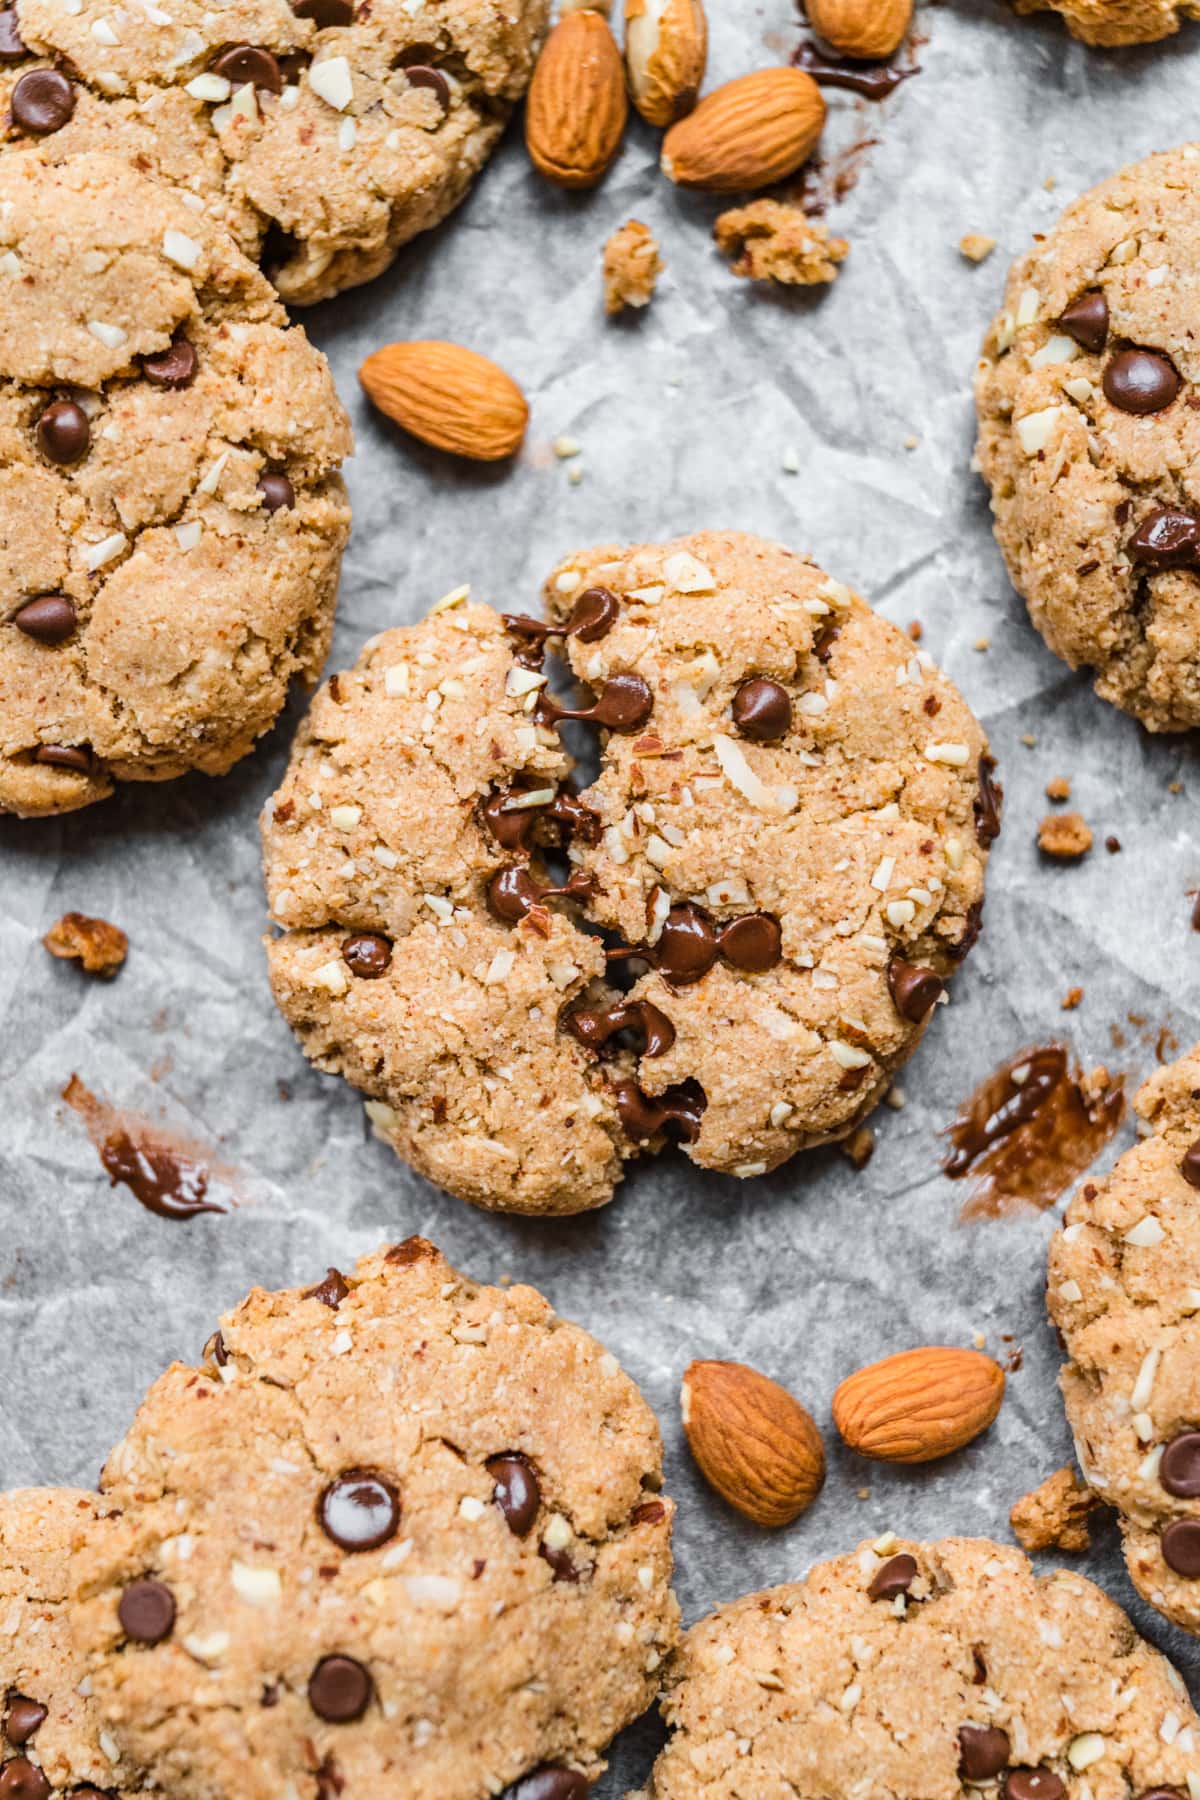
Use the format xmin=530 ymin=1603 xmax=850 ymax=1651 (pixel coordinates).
xmin=959 ymin=233 xmax=997 ymax=263
xmin=1010 ymin=1466 xmax=1098 ymax=1554
xmin=973 ymin=636 xmax=990 ymax=652
xmin=714 ymin=199 xmax=848 ymax=286
xmin=1038 ymin=811 xmax=1093 ymax=859
xmin=43 ymin=911 xmax=128 ymax=977
xmin=1020 ymin=732 xmax=1037 ymax=748
xmin=907 ymin=620 xmax=923 ymax=642
xmin=839 ymin=1125 xmax=875 ymax=1170
xmin=1045 ymin=776 xmax=1071 ymax=801
xmin=1061 ymin=986 xmax=1084 ymax=1011
xmin=603 ymin=219 xmax=662 ymax=316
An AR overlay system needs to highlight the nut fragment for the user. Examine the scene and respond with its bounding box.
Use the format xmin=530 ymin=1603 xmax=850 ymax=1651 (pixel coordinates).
xmin=603 ymin=219 xmax=663 ymax=314
xmin=525 ymin=9 xmax=627 ymax=189
xmin=832 ymin=1346 xmax=1005 ymax=1464
xmin=681 ymin=1358 xmax=826 ymax=1527
xmin=43 ymin=911 xmax=128 ymax=978
xmin=1037 ymin=811 xmax=1093 ymax=860
xmin=624 ymin=0 xmax=707 ymax=126
xmin=806 ymin=0 xmax=912 ymax=59
xmin=959 ymin=233 xmax=997 ymax=264
xmin=358 ymin=341 xmax=528 ymax=462
xmin=661 ymin=67 xmax=825 ymax=193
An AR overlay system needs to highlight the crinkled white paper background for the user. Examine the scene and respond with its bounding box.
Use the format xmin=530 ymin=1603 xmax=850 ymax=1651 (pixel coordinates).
xmin=4 ymin=0 xmax=1200 ymax=1786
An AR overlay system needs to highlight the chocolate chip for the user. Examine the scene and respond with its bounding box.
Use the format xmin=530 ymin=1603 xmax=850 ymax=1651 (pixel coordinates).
xmin=12 ymin=595 xmax=76 ymax=645
xmin=1162 ymin=1516 xmax=1200 ymax=1576
xmin=887 ymin=958 xmax=943 ymax=1023
xmin=631 ymin=1500 xmax=666 ymax=1525
xmin=538 ymin=1541 xmax=584 ymax=1584
xmin=716 ymin=912 xmax=782 ymax=973
xmin=203 ymin=1328 xmax=228 ymax=1365
xmin=731 ymin=677 xmax=792 ymax=742
xmin=1160 ymin=1431 xmax=1200 ymax=1497
xmin=975 ymin=755 xmax=1002 ymax=846
xmin=1103 ymin=347 xmax=1180 ymax=415
xmin=36 ymin=399 xmax=89 ymax=465
xmin=307 ymin=1655 xmax=372 ymax=1722
xmin=1136 ymin=1790 xmax=1187 ymax=1800
xmin=142 ymin=336 xmax=198 ymax=389
xmin=118 ymin=1578 xmax=175 ymax=1643
xmin=498 ymin=1770 xmax=588 ymax=1800
xmin=257 ymin=473 xmax=295 ymax=512
xmin=566 ymin=999 xmax=675 ymax=1059
xmin=813 ymin=622 xmax=841 ymax=663
xmin=538 ymin=672 xmax=653 ymax=733
xmin=486 ymin=1453 xmax=540 ymax=1536
xmin=34 ymin=744 xmax=92 ymax=772
xmin=319 ymin=1473 xmax=401 ymax=1551
xmin=958 ymin=1725 xmax=1011 ymax=1782
xmin=291 ymin=0 xmax=353 ymax=20
xmin=0 ymin=8 xmax=28 ymax=60
xmin=567 ymin=586 xmax=619 ymax=641
xmin=4 ymin=1701 xmax=46 ymax=1747
xmin=1059 ymin=290 xmax=1108 ymax=353
xmin=67 ymin=1789 xmax=113 ymax=1800
xmin=10 ymin=67 xmax=75 ymax=135
xmin=1002 ymin=1770 xmax=1064 ymax=1800
xmin=404 ymin=64 xmax=450 ymax=114
xmin=305 ymin=1267 xmax=349 ymax=1308
xmin=867 ymin=1551 xmax=916 ymax=1600
xmin=1181 ymin=1137 xmax=1200 ymax=1187
xmin=314 ymin=1758 xmax=344 ymax=1800
xmin=341 ymin=933 xmax=392 ymax=978
xmin=654 ymin=906 xmax=718 ymax=985
xmin=1127 ymin=507 xmax=1200 ymax=569
xmin=611 ymin=1078 xmax=705 ymax=1144
xmin=211 ymin=43 xmax=282 ymax=89
xmin=486 ymin=865 xmax=593 ymax=923
xmin=0 ymin=1762 xmax=49 ymax=1800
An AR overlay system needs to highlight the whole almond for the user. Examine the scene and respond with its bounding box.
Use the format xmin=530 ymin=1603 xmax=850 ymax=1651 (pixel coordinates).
xmin=832 ymin=1347 xmax=1005 ymax=1465
xmin=625 ymin=0 xmax=707 ymax=127
xmin=682 ymin=1359 xmax=826 ymax=1528
xmin=661 ymin=67 xmax=825 ymax=192
xmin=526 ymin=9 xmax=627 ymax=189
xmin=358 ymin=341 xmax=528 ymax=462
xmin=807 ymin=0 xmax=912 ymax=60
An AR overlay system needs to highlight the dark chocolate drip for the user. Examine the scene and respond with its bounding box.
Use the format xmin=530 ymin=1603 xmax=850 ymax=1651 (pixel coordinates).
xmin=792 ymin=39 xmax=918 ymax=98
xmin=502 ymin=586 xmax=620 ymax=649
xmin=487 ymin=865 xmax=596 ymax=923
xmin=536 ymin=672 xmax=653 ymax=734
xmin=607 ymin=905 xmax=782 ymax=986
xmin=566 ymin=999 xmax=676 ymax=1058
xmin=98 ymin=1128 xmax=223 ymax=1220
xmin=611 ymin=1078 xmax=706 ymax=1143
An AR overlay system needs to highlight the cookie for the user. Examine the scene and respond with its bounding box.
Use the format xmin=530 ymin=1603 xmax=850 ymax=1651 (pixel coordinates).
xmin=540 ymin=532 xmax=994 ymax=1180
xmin=976 ymin=144 xmax=1200 ymax=732
xmin=1048 ymin=1044 xmax=1200 ymax=1635
xmin=0 ymin=0 xmax=547 ymax=305
xmin=0 ymin=151 xmax=350 ymax=818
xmin=0 ymin=1488 xmax=136 ymax=1800
xmin=632 ymin=1535 xmax=1200 ymax=1800
xmin=1013 ymin=0 xmax=1200 ymax=43
xmin=72 ymin=1239 xmax=677 ymax=1800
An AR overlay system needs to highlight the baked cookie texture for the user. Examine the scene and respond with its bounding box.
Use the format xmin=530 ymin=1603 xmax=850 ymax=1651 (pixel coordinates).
xmin=630 ymin=1536 xmax=1200 ymax=1800
xmin=0 ymin=152 xmax=350 ymax=819
xmin=1013 ymin=0 xmax=1200 ymax=42
xmin=1049 ymin=1045 xmax=1200 ymax=1635
xmin=73 ymin=1239 xmax=678 ymax=1800
xmin=0 ymin=0 xmax=547 ymax=305
xmin=0 ymin=1488 xmax=137 ymax=1799
xmin=263 ymin=532 xmax=994 ymax=1213
xmin=976 ymin=145 xmax=1200 ymax=732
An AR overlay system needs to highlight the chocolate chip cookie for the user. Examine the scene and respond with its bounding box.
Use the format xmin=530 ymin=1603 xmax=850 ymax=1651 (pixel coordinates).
xmin=0 ymin=1488 xmax=136 ymax=1800
xmin=73 ymin=1239 xmax=677 ymax=1800
xmin=631 ymin=1535 xmax=1200 ymax=1800
xmin=0 ymin=152 xmax=350 ymax=818
xmin=0 ymin=0 xmax=546 ymax=305
xmin=976 ymin=144 xmax=1200 ymax=731
xmin=1049 ymin=1044 xmax=1200 ymax=1635
xmin=1013 ymin=0 xmax=1200 ymax=42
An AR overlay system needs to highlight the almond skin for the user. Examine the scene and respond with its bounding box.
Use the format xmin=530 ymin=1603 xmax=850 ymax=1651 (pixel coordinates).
xmin=625 ymin=0 xmax=707 ymax=127
xmin=358 ymin=341 xmax=528 ymax=462
xmin=526 ymin=9 xmax=628 ymax=190
xmin=807 ymin=0 xmax=912 ymax=60
xmin=661 ymin=66 xmax=825 ymax=192
xmin=832 ymin=1347 xmax=1005 ymax=1465
xmin=682 ymin=1358 xmax=826 ymax=1528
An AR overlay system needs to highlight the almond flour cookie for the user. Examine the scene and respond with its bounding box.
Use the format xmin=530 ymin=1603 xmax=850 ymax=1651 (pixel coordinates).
xmin=0 ymin=0 xmax=546 ymax=305
xmin=1049 ymin=1045 xmax=1200 ymax=1635
xmin=541 ymin=532 xmax=994 ymax=1180
xmin=0 ymin=1488 xmax=137 ymax=1800
xmin=0 ymin=152 xmax=350 ymax=818
xmin=1013 ymin=0 xmax=1200 ymax=43
xmin=72 ymin=1239 xmax=678 ymax=1800
xmin=976 ymin=144 xmax=1200 ymax=732
xmin=631 ymin=1536 xmax=1200 ymax=1800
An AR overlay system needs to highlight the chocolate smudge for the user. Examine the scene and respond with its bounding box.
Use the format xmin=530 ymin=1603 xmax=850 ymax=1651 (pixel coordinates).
xmin=63 ymin=1074 xmax=229 ymax=1220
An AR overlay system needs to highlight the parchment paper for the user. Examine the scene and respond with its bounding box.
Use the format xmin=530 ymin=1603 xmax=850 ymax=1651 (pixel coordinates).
xmin=4 ymin=2 xmax=1200 ymax=1787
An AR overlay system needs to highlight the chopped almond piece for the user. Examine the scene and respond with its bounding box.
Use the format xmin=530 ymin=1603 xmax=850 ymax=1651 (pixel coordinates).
xmin=959 ymin=233 xmax=997 ymax=263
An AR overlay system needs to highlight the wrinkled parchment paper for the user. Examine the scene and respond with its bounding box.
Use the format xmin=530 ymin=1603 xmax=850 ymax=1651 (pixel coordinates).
xmin=4 ymin=1 xmax=1200 ymax=1786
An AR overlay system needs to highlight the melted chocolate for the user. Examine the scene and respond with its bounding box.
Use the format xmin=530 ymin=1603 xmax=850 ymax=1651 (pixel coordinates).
xmin=792 ymin=39 xmax=918 ymax=98
xmin=612 ymin=1078 xmax=706 ymax=1143
xmin=487 ymin=865 xmax=595 ymax=923
xmin=566 ymin=999 xmax=676 ymax=1058
xmin=502 ymin=586 xmax=620 ymax=648
xmin=62 ymin=1074 xmax=228 ymax=1221
xmin=536 ymin=672 xmax=653 ymax=734
xmin=944 ymin=1045 xmax=1124 ymax=1219
xmin=481 ymin=783 xmax=600 ymax=854
xmin=608 ymin=905 xmax=782 ymax=986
